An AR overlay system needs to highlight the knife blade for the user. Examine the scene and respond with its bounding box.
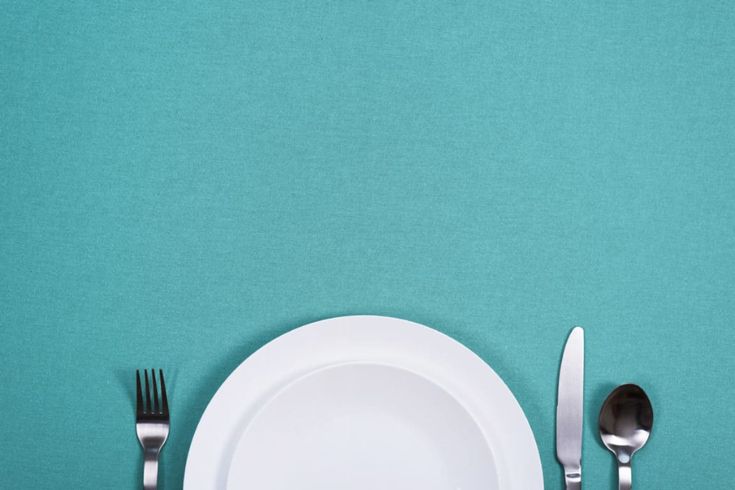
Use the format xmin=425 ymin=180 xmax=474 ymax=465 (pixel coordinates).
xmin=556 ymin=326 xmax=584 ymax=490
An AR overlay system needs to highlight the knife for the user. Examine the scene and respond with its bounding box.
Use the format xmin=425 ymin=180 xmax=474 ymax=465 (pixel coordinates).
xmin=556 ymin=326 xmax=584 ymax=490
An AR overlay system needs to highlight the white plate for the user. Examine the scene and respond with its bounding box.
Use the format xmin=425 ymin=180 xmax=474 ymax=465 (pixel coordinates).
xmin=184 ymin=316 xmax=543 ymax=490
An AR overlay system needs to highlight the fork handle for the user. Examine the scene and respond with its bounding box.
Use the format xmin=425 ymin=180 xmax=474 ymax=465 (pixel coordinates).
xmin=143 ymin=448 xmax=160 ymax=490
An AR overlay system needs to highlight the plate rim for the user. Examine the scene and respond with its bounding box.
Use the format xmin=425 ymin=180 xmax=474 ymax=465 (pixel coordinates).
xmin=183 ymin=315 xmax=544 ymax=490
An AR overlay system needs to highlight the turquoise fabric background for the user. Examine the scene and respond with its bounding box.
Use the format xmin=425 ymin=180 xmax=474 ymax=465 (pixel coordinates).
xmin=2 ymin=1 xmax=734 ymax=488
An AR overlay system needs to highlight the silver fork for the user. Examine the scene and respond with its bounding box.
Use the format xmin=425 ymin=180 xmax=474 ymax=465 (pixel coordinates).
xmin=136 ymin=369 xmax=170 ymax=490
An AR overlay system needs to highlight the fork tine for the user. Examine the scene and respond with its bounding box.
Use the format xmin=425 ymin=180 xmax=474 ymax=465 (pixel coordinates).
xmin=144 ymin=369 xmax=152 ymax=414
xmin=152 ymin=368 xmax=160 ymax=413
xmin=159 ymin=369 xmax=169 ymax=417
xmin=136 ymin=370 xmax=144 ymax=417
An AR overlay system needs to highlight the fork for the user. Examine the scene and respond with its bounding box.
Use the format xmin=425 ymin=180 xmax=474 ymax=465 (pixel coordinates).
xmin=136 ymin=369 xmax=170 ymax=490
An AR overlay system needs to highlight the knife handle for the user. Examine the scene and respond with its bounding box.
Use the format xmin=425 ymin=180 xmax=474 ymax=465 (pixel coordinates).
xmin=564 ymin=466 xmax=581 ymax=490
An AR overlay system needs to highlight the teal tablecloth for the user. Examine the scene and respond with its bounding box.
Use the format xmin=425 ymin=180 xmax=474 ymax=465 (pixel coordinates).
xmin=2 ymin=1 xmax=734 ymax=488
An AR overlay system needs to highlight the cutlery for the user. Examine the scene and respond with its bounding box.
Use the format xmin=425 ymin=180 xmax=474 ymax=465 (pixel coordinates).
xmin=136 ymin=369 xmax=170 ymax=490
xmin=556 ymin=327 xmax=585 ymax=490
xmin=599 ymin=384 xmax=653 ymax=490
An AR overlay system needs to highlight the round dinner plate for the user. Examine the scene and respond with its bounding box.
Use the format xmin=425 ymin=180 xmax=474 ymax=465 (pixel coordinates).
xmin=183 ymin=315 xmax=543 ymax=490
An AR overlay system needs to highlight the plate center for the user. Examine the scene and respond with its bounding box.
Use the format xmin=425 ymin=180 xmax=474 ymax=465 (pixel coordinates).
xmin=226 ymin=363 xmax=498 ymax=490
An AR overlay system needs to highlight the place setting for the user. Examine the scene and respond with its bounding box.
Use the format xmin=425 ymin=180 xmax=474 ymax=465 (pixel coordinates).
xmin=133 ymin=315 xmax=653 ymax=489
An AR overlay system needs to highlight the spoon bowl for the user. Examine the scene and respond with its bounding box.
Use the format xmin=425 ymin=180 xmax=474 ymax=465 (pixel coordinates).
xmin=598 ymin=384 xmax=653 ymax=490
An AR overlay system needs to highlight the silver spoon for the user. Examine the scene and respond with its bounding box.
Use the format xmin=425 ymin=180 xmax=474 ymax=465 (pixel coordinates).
xmin=598 ymin=384 xmax=653 ymax=490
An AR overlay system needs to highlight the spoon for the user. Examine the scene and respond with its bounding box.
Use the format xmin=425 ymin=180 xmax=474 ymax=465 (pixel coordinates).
xmin=598 ymin=384 xmax=653 ymax=490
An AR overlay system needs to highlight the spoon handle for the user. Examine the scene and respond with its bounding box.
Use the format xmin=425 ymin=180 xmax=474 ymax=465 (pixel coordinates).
xmin=618 ymin=460 xmax=632 ymax=490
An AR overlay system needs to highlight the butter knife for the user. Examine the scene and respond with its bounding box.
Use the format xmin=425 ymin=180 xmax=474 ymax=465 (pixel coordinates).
xmin=556 ymin=326 xmax=584 ymax=490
